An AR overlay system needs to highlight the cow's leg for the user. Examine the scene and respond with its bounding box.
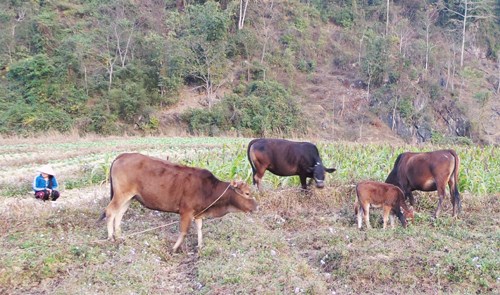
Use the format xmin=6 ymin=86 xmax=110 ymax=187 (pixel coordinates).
xmin=113 ymin=198 xmax=132 ymax=239
xmin=434 ymin=184 xmax=446 ymax=218
xmin=254 ymin=168 xmax=266 ymax=192
xmin=255 ymin=176 xmax=262 ymax=191
xmin=407 ymin=190 xmax=415 ymax=206
xmin=382 ymin=206 xmax=391 ymax=229
xmin=105 ymin=207 xmax=116 ymax=241
xmin=194 ymin=218 xmax=203 ymax=249
xmin=105 ymin=199 xmax=122 ymax=241
xmin=300 ymin=175 xmax=308 ymax=190
xmin=173 ymin=212 xmax=193 ymax=252
xmin=357 ymin=204 xmax=363 ymax=229
xmin=363 ymin=204 xmax=371 ymax=229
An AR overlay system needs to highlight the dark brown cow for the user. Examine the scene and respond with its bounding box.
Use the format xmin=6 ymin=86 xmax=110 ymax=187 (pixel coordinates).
xmin=100 ymin=153 xmax=258 ymax=252
xmin=385 ymin=149 xmax=461 ymax=218
xmin=247 ymin=138 xmax=336 ymax=191
xmin=354 ymin=181 xmax=414 ymax=229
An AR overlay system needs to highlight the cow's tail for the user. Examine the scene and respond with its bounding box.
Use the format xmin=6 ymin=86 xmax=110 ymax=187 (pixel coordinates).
xmin=449 ymin=149 xmax=461 ymax=214
xmin=247 ymin=139 xmax=258 ymax=185
xmin=98 ymin=157 xmax=117 ymax=222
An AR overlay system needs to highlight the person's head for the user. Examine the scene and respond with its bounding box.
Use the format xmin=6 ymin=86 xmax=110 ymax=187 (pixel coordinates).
xmin=38 ymin=165 xmax=55 ymax=177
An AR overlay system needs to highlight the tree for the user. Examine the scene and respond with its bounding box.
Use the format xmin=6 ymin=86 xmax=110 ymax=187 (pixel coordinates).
xmin=238 ymin=0 xmax=250 ymax=30
xmin=94 ymin=1 xmax=138 ymax=92
xmin=1 ymin=4 xmax=26 ymax=64
xmin=393 ymin=17 xmax=414 ymax=58
xmin=420 ymin=2 xmax=438 ymax=72
xmin=386 ymin=0 xmax=390 ymax=36
xmin=256 ymin=0 xmax=276 ymax=64
xmin=174 ymin=1 xmax=231 ymax=109
xmin=441 ymin=0 xmax=495 ymax=67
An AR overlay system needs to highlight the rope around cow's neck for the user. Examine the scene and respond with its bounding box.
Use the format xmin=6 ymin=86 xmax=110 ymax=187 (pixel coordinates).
xmin=90 ymin=184 xmax=231 ymax=243
xmin=193 ymin=184 xmax=231 ymax=219
xmin=123 ymin=183 xmax=231 ymax=237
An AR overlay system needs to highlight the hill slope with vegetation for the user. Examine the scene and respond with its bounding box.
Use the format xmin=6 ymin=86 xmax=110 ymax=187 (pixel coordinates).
xmin=0 ymin=0 xmax=499 ymax=143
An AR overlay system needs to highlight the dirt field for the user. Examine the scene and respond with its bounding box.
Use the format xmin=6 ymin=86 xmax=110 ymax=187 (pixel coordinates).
xmin=1 ymin=136 xmax=498 ymax=294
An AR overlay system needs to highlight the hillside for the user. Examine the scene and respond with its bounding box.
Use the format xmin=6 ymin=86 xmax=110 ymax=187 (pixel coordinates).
xmin=0 ymin=0 xmax=499 ymax=144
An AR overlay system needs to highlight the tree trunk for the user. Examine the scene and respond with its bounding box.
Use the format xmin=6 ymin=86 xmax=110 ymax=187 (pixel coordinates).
xmin=497 ymin=52 xmax=500 ymax=93
xmin=84 ymin=64 xmax=88 ymax=96
xmin=391 ymin=96 xmax=399 ymax=131
xmin=386 ymin=0 xmax=390 ymax=36
xmin=108 ymin=61 xmax=113 ymax=91
xmin=238 ymin=0 xmax=249 ymax=30
xmin=460 ymin=0 xmax=468 ymax=68
xmin=425 ymin=23 xmax=430 ymax=71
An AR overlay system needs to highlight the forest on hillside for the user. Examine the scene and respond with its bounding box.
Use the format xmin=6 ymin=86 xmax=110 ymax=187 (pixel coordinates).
xmin=0 ymin=0 xmax=499 ymax=143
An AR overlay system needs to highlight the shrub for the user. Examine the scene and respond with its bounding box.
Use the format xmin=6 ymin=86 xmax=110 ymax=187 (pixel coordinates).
xmin=87 ymin=106 xmax=118 ymax=135
xmin=332 ymin=8 xmax=354 ymax=28
xmin=473 ymin=91 xmax=490 ymax=106
xmin=361 ymin=35 xmax=388 ymax=87
xmin=182 ymin=80 xmax=305 ymax=136
xmin=183 ymin=107 xmax=227 ymax=136
xmin=397 ymin=97 xmax=414 ymax=119
xmin=431 ymin=131 xmax=473 ymax=145
xmin=7 ymin=54 xmax=55 ymax=104
xmin=297 ymin=59 xmax=316 ymax=73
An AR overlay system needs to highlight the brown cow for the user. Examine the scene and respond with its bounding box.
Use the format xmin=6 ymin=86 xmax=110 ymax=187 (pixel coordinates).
xmin=247 ymin=138 xmax=336 ymax=191
xmin=99 ymin=153 xmax=258 ymax=252
xmin=385 ymin=149 xmax=461 ymax=218
xmin=354 ymin=181 xmax=414 ymax=229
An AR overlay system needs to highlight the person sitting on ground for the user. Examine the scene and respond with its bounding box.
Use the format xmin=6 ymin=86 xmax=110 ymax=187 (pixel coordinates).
xmin=33 ymin=165 xmax=60 ymax=201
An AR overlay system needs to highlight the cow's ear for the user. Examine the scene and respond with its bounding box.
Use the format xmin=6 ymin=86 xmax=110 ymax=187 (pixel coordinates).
xmin=325 ymin=168 xmax=336 ymax=173
xmin=230 ymin=180 xmax=237 ymax=188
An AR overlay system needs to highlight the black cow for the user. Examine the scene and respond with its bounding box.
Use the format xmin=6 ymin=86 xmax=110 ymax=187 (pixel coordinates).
xmin=247 ymin=138 xmax=336 ymax=191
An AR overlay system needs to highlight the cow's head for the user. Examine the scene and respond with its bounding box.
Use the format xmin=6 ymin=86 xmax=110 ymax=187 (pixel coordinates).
xmin=403 ymin=206 xmax=414 ymax=222
xmin=308 ymin=162 xmax=336 ymax=188
xmin=395 ymin=206 xmax=414 ymax=228
xmin=229 ymin=180 xmax=258 ymax=212
xmin=385 ymin=153 xmax=404 ymax=186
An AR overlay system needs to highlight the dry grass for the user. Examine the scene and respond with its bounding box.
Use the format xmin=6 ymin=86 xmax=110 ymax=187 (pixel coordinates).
xmin=0 ymin=137 xmax=498 ymax=294
xmin=2 ymin=186 xmax=497 ymax=294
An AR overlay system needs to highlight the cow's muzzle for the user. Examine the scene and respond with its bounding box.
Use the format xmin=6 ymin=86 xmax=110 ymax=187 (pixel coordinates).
xmin=315 ymin=179 xmax=325 ymax=188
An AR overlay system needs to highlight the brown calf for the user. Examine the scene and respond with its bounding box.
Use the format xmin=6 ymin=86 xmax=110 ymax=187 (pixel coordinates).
xmin=100 ymin=153 xmax=258 ymax=252
xmin=355 ymin=181 xmax=414 ymax=229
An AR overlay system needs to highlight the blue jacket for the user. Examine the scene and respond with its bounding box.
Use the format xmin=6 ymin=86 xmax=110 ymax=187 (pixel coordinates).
xmin=33 ymin=174 xmax=58 ymax=192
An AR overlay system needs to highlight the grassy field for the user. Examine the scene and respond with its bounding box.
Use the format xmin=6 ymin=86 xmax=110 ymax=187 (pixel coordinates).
xmin=0 ymin=136 xmax=498 ymax=294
